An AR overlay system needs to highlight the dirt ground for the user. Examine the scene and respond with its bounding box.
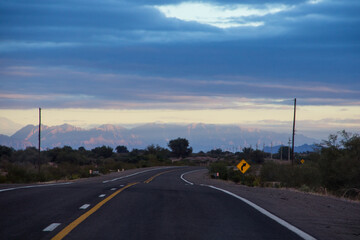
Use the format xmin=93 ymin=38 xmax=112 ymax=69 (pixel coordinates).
xmin=186 ymin=169 xmax=360 ymax=240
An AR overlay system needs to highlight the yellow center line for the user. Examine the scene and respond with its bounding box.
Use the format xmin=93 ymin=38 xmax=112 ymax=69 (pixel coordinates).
xmin=144 ymin=170 xmax=175 ymax=184
xmin=51 ymin=182 xmax=139 ymax=240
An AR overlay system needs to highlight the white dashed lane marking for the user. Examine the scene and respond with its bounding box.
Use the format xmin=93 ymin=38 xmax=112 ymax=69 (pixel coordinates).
xmin=43 ymin=223 xmax=61 ymax=232
xmin=99 ymin=194 xmax=106 ymax=198
xmin=79 ymin=204 xmax=90 ymax=210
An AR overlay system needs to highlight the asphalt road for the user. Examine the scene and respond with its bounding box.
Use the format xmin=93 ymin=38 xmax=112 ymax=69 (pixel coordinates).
xmin=0 ymin=167 xmax=309 ymax=240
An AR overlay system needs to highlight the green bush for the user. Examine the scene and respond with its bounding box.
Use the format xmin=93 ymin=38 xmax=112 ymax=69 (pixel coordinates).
xmin=228 ymin=169 xmax=242 ymax=183
xmin=209 ymin=162 xmax=228 ymax=180
xmin=5 ymin=163 xmax=38 ymax=183
xmin=260 ymin=162 xmax=322 ymax=188
xmin=318 ymin=131 xmax=360 ymax=191
xmin=0 ymin=175 xmax=6 ymax=183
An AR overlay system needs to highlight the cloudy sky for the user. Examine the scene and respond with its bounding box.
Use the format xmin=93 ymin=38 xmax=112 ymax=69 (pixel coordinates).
xmin=0 ymin=0 xmax=359 ymax=139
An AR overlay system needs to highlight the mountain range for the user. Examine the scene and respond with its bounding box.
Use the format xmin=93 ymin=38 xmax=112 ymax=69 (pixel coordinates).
xmin=0 ymin=123 xmax=319 ymax=152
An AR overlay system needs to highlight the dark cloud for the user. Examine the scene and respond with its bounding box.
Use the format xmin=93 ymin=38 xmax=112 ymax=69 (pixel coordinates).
xmin=0 ymin=0 xmax=359 ymax=109
xmin=133 ymin=0 xmax=308 ymax=5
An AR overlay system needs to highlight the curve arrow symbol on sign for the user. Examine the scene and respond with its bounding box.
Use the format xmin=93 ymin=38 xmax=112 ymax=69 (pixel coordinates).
xmin=240 ymin=163 xmax=247 ymax=171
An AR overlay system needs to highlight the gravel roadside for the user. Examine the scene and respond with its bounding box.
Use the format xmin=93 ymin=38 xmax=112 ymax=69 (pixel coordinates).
xmin=185 ymin=169 xmax=360 ymax=240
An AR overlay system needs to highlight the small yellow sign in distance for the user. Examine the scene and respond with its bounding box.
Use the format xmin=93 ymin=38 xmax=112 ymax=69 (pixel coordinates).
xmin=300 ymin=159 xmax=305 ymax=164
xmin=237 ymin=159 xmax=250 ymax=174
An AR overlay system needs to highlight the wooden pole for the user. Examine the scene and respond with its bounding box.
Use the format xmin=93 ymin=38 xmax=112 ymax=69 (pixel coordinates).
xmin=38 ymin=108 xmax=41 ymax=173
xmin=292 ymin=98 xmax=296 ymax=165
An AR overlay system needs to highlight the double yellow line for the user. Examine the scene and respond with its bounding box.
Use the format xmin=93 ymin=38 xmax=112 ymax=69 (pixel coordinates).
xmin=143 ymin=170 xmax=174 ymax=183
xmin=51 ymin=182 xmax=138 ymax=240
xmin=52 ymin=170 xmax=174 ymax=240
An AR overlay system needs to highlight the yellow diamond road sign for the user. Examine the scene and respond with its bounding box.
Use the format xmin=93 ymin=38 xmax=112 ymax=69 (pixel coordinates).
xmin=301 ymin=159 xmax=305 ymax=164
xmin=237 ymin=159 xmax=250 ymax=174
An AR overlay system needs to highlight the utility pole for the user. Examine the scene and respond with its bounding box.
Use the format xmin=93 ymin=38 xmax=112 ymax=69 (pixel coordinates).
xmin=38 ymin=107 xmax=41 ymax=173
xmin=292 ymin=98 xmax=297 ymax=165
xmin=280 ymin=144 xmax=283 ymax=161
xmin=288 ymin=138 xmax=291 ymax=162
xmin=270 ymin=142 xmax=273 ymax=160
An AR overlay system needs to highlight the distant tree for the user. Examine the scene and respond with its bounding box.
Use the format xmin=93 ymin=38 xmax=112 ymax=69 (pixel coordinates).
xmin=168 ymin=138 xmax=192 ymax=158
xmin=145 ymin=145 xmax=170 ymax=162
xmin=62 ymin=146 xmax=73 ymax=152
xmin=78 ymin=146 xmax=86 ymax=152
xmin=0 ymin=145 xmax=14 ymax=157
xmin=278 ymin=146 xmax=291 ymax=160
xmin=197 ymin=151 xmax=205 ymax=156
xmin=91 ymin=146 xmax=113 ymax=158
xmin=46 ymin=146 xmax=81 ymax=164
xmin=242 ymin=147 xmax=253 ymax=160
xmin=145 ymin=144 xmax=156 ymax=155
xmin=126 ymin=149 xmax=144 ymax=163
xmin=251 ymin=150 xmax=265 ymax=164
xmin=208 ymin=149 xmax=223 ymax=156
xmin=116 ymin=145 xmax=129 ymax=153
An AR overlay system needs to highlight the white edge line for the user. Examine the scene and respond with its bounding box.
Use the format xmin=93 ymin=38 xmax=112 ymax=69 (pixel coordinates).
xmin=180 ymin=169 xmax=206 ymax=185
xmin=102 ymin=166 xmax=179 ymax=183
xmin=206 ymin=185 xmax=317 ymax=240
xmin=0 ymin=182 xmax=73 ymax=193
xmin=43 ymin=223 xmax=61 ymax=232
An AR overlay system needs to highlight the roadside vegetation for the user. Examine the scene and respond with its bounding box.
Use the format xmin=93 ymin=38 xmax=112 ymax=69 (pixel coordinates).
xmin=1 ymin=132 xmax=359 ymax=200
xmin=208 ymin=131 xmax=360 ymax=200
xmin=0 ymin=138 xmax=193 ymax=183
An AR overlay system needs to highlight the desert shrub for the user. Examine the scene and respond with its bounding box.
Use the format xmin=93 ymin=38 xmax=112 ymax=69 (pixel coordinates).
xmin=5 ymin=163 xmax=38 ymax=183
xmin=251 ymin=150 xmax=265 ymax=164
xmin=228 ymin=169 xmax=242 ymax=183
xmin=241 ymin=174 xmax=257 ymax=187
xmin=318 ymin=131 xmax=360 ymax=191
xmin=0 ymin=175 xmax=6 ymax=183
xmin=260 ymin=162 xmax=321 ymax=188
xmin=209 ymin=162 xmax=228 ymax=180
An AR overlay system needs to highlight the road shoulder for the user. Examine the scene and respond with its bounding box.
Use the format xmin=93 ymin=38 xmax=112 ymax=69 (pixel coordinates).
xmin=185 ymin=169 xmax=360 ymax=240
